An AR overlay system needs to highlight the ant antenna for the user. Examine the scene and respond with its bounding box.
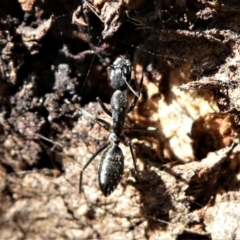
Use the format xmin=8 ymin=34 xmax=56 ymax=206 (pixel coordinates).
xmin=124 ymin=77 xmax=140 ymax=97
xmin=75 ymin=2 xmax=106 ymax=96
xmin=76 ymin=2 xmax=141 ymax=98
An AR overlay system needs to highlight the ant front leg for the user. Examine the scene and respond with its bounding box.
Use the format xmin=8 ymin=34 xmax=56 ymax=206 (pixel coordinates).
xmin=64 ymin=99 xmax=111 ymax=130
xmin=96 ymin=97 xmax=112 ymax=117
xmin=79 ymin=143 xmax=109 ymax=194
xmin=80 ymin=107 xmax=112 ymax=131
xmin=128 ymin=72 xmax=144 ymax=113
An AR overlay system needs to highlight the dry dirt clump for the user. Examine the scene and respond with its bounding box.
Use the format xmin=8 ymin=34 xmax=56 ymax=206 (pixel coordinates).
xmin=1 ymin=0 xmax=240 ymax=239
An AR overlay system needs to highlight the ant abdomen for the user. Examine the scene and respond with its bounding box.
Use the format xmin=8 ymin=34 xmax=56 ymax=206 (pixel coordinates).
xmin=98 ymin=145 xmax=124 ymax=197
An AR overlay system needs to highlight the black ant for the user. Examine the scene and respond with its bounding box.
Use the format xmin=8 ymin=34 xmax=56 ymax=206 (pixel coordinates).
xmin=79 ymin=57 xmax=155 ymax=197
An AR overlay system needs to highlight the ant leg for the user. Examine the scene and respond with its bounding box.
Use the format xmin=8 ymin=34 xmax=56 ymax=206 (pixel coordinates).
xmin=80 ymin=107 xmax=112 ymax=131
xmin=128 ymin=72 xmax=144 ymax=113
xmin=125 ymin=126 xmax=158 ymax=132
xmin=36 ymin=134 xmax=63 ymax=151
xmin=63 ymin=99 xmax=104 ymax=125
xmin=96 ymin=118 xmax=112 ymax=131
xmin=79 ymin=143 xmax=109 ymax=194
xmin=124 ymin=139 xmax=140 ymax=181
xmin=96 ymin=97 xmax=112 ymax=117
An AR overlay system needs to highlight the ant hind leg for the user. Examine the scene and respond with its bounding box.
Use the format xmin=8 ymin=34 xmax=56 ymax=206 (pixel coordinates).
xmin=124 ymin=138 xmax=140 ymax=182
xmin=79 ymin=143 xmax=109 ymax=194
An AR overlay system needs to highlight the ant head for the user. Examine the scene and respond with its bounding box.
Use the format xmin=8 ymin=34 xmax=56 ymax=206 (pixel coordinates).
xmin=109 ymin=57 xmax=131 ymax=91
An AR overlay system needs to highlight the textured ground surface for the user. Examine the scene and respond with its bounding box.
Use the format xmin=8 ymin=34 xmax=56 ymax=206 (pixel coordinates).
xmin=1 ymin=0 xmax=240 ymax=239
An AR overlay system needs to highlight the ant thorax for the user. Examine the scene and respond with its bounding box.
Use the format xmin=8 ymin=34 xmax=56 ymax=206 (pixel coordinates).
xmin=111 ymin=90 xmax=128 ymax=136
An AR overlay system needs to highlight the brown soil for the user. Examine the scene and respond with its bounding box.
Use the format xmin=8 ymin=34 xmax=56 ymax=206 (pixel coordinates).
xmin=1 ymin=0 xmax=240 ymax=239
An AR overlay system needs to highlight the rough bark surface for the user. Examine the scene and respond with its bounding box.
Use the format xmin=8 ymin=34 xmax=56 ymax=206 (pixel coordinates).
xmin=1 ymin=0 xmax=240 ymax=239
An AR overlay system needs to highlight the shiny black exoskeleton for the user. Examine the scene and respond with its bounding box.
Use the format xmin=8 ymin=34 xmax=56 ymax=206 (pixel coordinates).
xmin=98 ymin=145 xmax=124 ymax=195
xmin=80 ymin=57 xmax=143 ymax=197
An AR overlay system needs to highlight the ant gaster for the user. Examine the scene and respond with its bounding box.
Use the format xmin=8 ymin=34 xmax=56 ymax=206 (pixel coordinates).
xmin=79 ymin=57 xmax=144 ymax=197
